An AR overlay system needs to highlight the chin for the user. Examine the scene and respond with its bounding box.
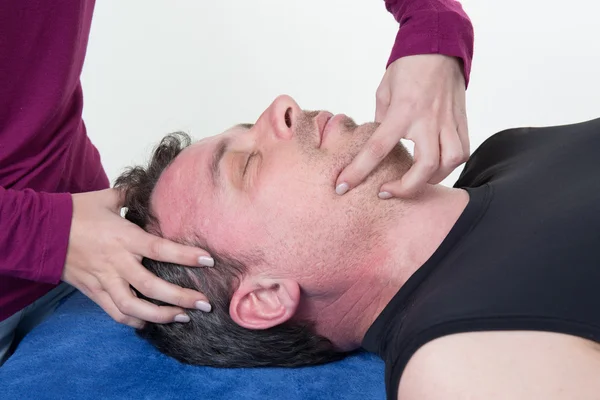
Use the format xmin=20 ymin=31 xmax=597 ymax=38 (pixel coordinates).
xmin=319 ymin=120 xmax=411 ymax=189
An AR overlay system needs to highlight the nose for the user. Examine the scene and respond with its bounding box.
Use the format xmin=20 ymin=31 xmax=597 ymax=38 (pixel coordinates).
xmin=258 ymin=95 xmax=301 ymax=141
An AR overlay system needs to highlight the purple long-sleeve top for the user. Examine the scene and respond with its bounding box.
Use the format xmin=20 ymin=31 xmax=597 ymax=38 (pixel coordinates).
xmin=0 ymin=0 xmax=473 ymax=321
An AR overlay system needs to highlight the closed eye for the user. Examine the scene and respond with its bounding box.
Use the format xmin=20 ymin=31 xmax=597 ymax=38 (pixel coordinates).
xmin=243 ymin=152 xmax=258 ymax=176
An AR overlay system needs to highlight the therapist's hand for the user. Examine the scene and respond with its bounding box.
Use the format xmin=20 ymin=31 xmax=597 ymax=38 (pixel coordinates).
xmin=62 ymin=189 xmax=214 ymax=328
xmin=336 ymin=54 xmax=469 ymax=198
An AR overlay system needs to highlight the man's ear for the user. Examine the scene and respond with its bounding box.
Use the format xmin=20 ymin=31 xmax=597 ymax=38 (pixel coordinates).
xmin=229 ymin=277 xmax=300 ymax=330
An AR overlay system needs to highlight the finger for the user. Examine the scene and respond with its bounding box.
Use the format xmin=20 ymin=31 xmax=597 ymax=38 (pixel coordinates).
xmin=132 ymin=228 xmax=214 ymax=267
xmin=123 ymin=262 xmax=211 ymax=311
xmin=336 ymin=114 xmax=410 ymax=193
xmin=375 ymin=86 xmax=391 ymax=123
xmin=380 ymin=123 xmax=440 ymax=198
xmin=428 ymin=128 xmax=465 ymax=184
xmin=375 ymin=99 xmax=389 ymax=123
xmin=108 ymin=276 xmax=195 ymax=324
xmin=93 ymin=289 xmax=145 ymax=328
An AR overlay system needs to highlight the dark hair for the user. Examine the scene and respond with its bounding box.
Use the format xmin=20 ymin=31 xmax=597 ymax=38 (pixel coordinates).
xmin=114 ymin=132 xmax=345 ymax=367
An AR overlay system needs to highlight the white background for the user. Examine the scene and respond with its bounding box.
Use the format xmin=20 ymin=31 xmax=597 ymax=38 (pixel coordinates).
xmin=82 ymin=0 xmax=600 ymax=185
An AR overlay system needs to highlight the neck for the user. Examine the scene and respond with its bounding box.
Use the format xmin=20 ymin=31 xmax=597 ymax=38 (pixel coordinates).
xmin=306 ymin=185 xmax=470 ymax=351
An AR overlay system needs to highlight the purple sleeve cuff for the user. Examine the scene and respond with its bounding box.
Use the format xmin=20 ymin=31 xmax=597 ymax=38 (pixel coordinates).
xmin=385 ymin=2 xmax=475 ymax=88
xmin=0 ymin=188 xmax=73 ymax=284
xmin=39 ymin=192 xmax=73 ymax=284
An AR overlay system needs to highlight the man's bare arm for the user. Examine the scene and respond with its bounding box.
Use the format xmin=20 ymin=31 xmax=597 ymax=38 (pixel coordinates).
xmin=398 ymin=331 xmax=600 ymax=399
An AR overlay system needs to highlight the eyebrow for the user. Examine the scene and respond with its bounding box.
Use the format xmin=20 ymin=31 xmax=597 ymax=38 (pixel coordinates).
xmin=210 ymin=123 xmax=254 ymax=187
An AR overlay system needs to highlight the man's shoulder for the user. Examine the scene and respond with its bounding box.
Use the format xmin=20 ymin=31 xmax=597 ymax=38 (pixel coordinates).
xmin=455 ymin=117 xmax=600 ymax=189
xmin=396 ymin=330 xmax=600 ymax=400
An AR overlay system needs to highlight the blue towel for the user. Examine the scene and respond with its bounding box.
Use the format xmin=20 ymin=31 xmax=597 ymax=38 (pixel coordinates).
xmin=0 ymin=292 xmax=386 ymax=399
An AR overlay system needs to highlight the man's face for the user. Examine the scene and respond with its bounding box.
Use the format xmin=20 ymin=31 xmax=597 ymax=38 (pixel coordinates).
xmin=152 ymin=95 xmax=410 ymax=291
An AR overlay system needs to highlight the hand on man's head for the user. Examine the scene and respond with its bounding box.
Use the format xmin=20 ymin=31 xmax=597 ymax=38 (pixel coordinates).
xmin=61 ymin=188 xmax=213 ymax=328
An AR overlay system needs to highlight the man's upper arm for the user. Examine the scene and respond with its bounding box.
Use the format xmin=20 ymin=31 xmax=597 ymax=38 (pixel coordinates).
xmin=397 ymin=331 xmax=600 ymax=400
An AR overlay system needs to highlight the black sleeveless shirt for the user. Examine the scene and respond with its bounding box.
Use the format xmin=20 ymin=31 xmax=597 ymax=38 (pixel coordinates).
xmin=361 ymin=117 xmax=600 ymax=399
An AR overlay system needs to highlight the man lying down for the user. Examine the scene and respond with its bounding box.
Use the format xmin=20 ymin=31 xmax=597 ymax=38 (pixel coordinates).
xmin=115 ymin=95 xmax=600 ymax=400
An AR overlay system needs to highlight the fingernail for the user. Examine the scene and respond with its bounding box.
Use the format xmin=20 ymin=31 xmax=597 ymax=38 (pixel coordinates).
xmin=336 ymin=182 xmax=349 ymax=195
xmin=174 ymin=314 xmax=190 ymax=323
xmin=198 ymin=256 xmax=214 ymax=267
xmin=195 ymin=301 xmax=212 ymax=312
xmin=378 ymin=191 xmax=393 ymax=199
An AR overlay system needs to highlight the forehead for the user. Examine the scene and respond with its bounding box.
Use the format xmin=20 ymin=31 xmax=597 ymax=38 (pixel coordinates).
xmin=150 ymin=125 xmax=246 ymax=239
